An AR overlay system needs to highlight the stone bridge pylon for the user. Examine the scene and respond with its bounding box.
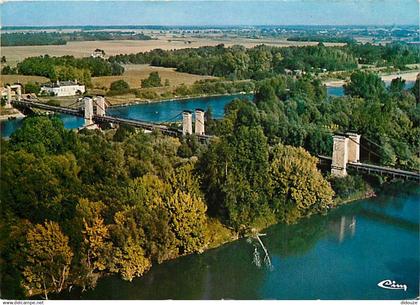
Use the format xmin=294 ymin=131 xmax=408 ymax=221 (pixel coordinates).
xmin=331 ymin=133 xmax=361 ymax=177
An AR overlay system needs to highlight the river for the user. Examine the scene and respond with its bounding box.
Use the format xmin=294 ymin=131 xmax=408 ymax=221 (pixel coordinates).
xmin=0 ymin=94 xmax=252 ymax=138
xmin=54 ymin=188 xmax=419 ymax=300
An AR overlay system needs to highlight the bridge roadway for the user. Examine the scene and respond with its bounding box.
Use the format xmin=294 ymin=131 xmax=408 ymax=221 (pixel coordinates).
xmin=12 ymin=99 xmax=213 ymax=142
xmin=12 ymin=99 xmax=419 ymax=181
xmin=318 ymin=155 xmax=420 ymax=182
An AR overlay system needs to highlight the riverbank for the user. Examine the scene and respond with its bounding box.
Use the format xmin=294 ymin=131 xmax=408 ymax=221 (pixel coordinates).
xmin=0 ymin=108 xmax=25 ymax=121
xmin=57 ymin=186 xmax=418 ymax=300
xmin=323 ymin=70 xmax=419 ymax=87
xmin=59 ymin=182 xmax=378 ymax=300
xmin=107 ymin=92 xmax=253 ymax=108
xmin=198 ymin=182 xmax=377 ymax=255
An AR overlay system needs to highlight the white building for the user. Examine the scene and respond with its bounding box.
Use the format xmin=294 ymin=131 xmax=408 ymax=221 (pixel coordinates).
xmin=40 ymin=80 xmax=85 ymax=97
xmin=91 ymin=49 xmax=106 ymax=59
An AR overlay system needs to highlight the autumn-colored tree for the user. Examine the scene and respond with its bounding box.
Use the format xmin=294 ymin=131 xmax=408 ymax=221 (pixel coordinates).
xmin=79 ymin=200 xmax=113 ymax=271
xmin=166 ymin=190 xmax=209 ymax=254
xmin=22 ymin=221 xmax=73 ymax=299
xmin=113 ymin=237 xmax=151 ymax=282
xmin=110 ymin=212 xmax=152 ymax=281
xmin=269 ymin=144 xmax=335 ymax=223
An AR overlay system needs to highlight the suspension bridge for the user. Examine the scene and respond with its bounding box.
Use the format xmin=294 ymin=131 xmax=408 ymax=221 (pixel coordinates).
xmin=318 ymin=133 xmax=419 ymax=182
xmin=10 ymin=93 xmax=420 ymax=182
xmin=12 ymin=97 xmax=212 ymax=141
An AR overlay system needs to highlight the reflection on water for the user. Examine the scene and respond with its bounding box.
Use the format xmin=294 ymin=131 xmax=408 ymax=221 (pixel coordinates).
xmin=55 ymin=188 xmax=419 ymax=300
xmin=329 ymin=215 xmax=357 ymax=243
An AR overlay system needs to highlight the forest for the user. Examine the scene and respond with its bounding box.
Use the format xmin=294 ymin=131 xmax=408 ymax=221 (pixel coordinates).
xmin=6 ymin=55 xmax=125 ymax=86
xmin=109 ymin=43 xmax=419 ymax=80
xmin=1 ymin=70 xmax=418 ymax=299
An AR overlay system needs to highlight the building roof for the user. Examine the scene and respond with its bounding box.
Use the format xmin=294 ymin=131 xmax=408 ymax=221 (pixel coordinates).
xmin=41 ymin=80 xmax=84 ymax=88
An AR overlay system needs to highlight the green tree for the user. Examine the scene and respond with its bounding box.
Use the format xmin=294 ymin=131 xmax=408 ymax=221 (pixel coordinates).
xmin=1 ymin=150 xmax=80 ymax=222
xmin=22 ymin=221 xmax=73 ymax=299
xmin=389 ymin=77 xmax=406 ymax=95
xmin=1 ymin=56 xmax=6 ymax=63
xmin=9 ymin=116 xmax=79 ymax=156
xmin=141 ymin=72 xmax=162 ymax=88
xmin=412 ymin=75 xmax=419 ymax=103
xmin=344 ymin=71 xmax=386 ymax=99
xmin=109 ymin=79 xmax=130 ymax=94
xmin=201 ymin=121 xmax=272 ymax=230
xmin=24 ymin=82 xmax=41 ymax=94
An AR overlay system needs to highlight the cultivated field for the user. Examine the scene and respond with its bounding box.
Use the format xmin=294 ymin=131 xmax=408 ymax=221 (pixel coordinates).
xmin=0 ymin=74 xmax=49 ymax=86
xmin=93 ymin=64 xmax=215 ymax=89
xmin=1 ymin=35 xmax=345 ymax=66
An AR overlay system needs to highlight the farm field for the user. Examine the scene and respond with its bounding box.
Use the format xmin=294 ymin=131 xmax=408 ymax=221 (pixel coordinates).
xmin=92 ymin=64 xmax=216 ymax=90
xmin=1 ymin=36 xmax=345 ymax=66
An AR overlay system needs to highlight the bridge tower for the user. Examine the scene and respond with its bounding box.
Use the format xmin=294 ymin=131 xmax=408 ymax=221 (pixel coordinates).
xmin=195 ymin=109 xmax=205 ymax=135
xmin=346 ymin=132 xmax=361 ymax=163
xmin=182 ymin=111 xmax=192 ymax=135
xmin=331 ymin=133 xmax=361 ymax=177
xmin=83 ymin=97 xmax=96 ymax=129
xmin=95 ymin=95 xmax=106 ymax=116
xmin=331 ymin=135 xmax=349 ymax=177
xmin=6 ymin=84 xmax=22 ymax=108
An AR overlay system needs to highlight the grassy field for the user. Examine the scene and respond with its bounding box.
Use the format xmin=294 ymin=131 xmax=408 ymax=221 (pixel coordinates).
xmin=0 ymin=74 xmax=49 ymax=86
xmin=1 ymin=36 xmax=345 ymax=66
xmin=92 ymin=64 xmax=215 ymax=89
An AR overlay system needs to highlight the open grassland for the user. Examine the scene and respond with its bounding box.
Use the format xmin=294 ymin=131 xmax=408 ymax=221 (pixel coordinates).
xmin=1 ymin=36 xmax=345 ymax=66
xmin=0 ymin=74 xmax=49 ymax=86
xmin=92 ymin=64 xmax=215 ymax=89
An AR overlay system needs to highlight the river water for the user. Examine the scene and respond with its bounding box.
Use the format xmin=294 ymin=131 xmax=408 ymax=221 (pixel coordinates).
xmin=55 ymin=189 xmax=419 ymax=300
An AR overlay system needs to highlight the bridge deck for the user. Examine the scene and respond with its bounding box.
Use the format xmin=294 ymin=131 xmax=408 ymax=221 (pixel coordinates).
xmin=13 ymin=99 xmax=213 ymax=142
xmin=13 ymin=99 xmax=83 ymax=117
xmin=317 ymin=155 xmax=419 ymax=182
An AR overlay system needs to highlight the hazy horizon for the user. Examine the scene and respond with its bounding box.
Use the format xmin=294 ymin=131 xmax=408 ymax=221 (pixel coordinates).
xmin=1 ymin=0 xmax=418 ymax=27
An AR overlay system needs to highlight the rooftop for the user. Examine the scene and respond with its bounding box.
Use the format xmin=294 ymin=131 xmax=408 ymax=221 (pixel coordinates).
xmin=41 ymin=80 xmax=83 ymax=88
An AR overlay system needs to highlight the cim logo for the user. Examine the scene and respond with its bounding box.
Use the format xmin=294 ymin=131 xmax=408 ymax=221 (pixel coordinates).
xmin=377 ymin=279 xmax=407 ymax=292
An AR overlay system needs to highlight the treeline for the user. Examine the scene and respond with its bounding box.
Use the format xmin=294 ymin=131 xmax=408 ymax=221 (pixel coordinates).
xmin=287 ymin=36 xmax=355 ymax=44
xmin=1 ymin=31 xmax=153 ymax=46
xmin=1 ymin=111 xmax=335 ymax=298
xmin=12 ymin=55 xmax=124 ymax=85
xmin=109 ymin=43 xmax=420 ymax=80
xmin=109 ymin=44 xmax=358 ymax=80
xmin=347 ymin=42 xmax=420 ymax=67
xmin=1 ymin=32 xmax=66 ymax=46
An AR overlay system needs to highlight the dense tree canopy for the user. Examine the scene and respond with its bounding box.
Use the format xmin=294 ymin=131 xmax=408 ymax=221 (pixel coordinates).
xmin=109 ymin=42 xmax=419 ymax=80
xmin=16 ymin=55 xmax=124 ymax=85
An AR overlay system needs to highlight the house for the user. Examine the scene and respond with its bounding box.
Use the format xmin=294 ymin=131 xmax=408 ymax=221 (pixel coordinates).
xmin=91 ymin=49 xmax=106 ymax=59
xmin=40 ymin=80 xmax=85 ymax=97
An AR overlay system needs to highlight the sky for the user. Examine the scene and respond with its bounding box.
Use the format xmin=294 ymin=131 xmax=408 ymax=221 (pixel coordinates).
xmin=1 ymin=0 xmax=419 ymax=27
